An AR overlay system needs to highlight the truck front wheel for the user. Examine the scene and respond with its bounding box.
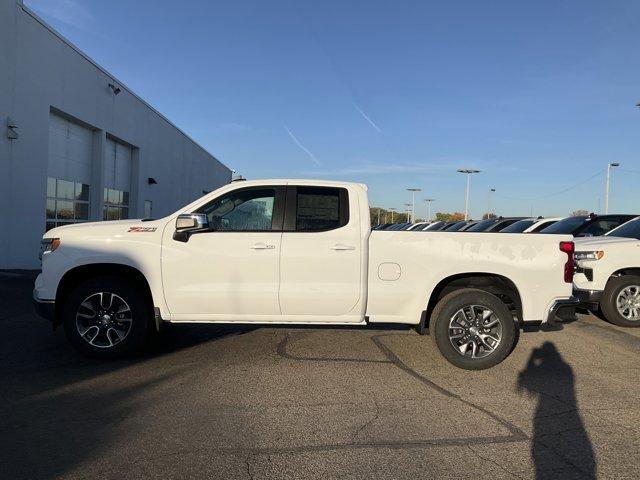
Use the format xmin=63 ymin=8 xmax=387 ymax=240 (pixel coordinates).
xmin=431 ymin=288 xmax=517 ymax=370
xmin=601 ymin=275 xmax=640 ymax=328
xmin=62 ymin=276 xmax=151 ymax=358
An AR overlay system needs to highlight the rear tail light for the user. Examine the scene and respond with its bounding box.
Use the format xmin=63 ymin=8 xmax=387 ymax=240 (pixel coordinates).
xmin=559 ymin=241 xmax=575 ymax=283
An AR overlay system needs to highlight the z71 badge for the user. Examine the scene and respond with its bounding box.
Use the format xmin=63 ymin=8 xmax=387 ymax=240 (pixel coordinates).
xmin=127 ymin=227 xmax=157 ymax=233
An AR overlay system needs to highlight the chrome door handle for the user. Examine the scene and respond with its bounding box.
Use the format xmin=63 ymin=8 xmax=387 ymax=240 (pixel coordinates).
xmin=250 ymin=243 xmax=275 ymax=250
xmin=331 ymin=244 xmax=356 ymax=251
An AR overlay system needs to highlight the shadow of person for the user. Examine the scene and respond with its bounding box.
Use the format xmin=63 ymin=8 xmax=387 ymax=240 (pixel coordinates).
xmin=517 ymin=342 xmax=596 ymax=480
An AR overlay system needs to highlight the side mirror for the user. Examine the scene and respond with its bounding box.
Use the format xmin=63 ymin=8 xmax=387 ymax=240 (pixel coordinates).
xmin=174 ymin=213 xmax=209 ymax=242
xmin=176 ymin=213 xmax=208 ymax=231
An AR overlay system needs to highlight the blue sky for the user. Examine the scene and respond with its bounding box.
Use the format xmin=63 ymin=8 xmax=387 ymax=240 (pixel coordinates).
xmin=26 ymin=0 xmax=640 ymax=219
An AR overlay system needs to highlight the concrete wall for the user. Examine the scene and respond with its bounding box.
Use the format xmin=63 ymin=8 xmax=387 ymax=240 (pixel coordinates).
xmin=0 ymin=0 xmax=232 ymax=268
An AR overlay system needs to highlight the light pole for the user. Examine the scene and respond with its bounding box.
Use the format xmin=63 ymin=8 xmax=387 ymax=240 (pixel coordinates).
xmin=424 ymin=198 xmax=435 ymax=222
xmin=388 ymin=207 xmax=396 ymax=223
xmin=406 ymin=188 xmax=421 ymax=223
xmin=487 ymin=188 xmax=495 ymax=218
xmin=457 ymin=169 xmax=480 ymax=220
xmin=404 ymin=203 xmax=412 ymax=223
xmin=604 ymin=162 xmax=620 ymax=214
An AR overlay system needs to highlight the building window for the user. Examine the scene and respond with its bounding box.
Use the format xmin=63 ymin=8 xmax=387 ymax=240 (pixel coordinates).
xmin=46 ymin=177 xmax=90 ymax=231
xmin=144 ymin=200 xmax=153 ymax=219
xmin=103 ymin=137 xmax=132 ymax=221
xmin=103 ymin=188 xmax=129 ymax=221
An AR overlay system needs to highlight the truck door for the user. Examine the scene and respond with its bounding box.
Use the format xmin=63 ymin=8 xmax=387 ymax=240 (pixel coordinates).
xmin=278 ymin=185 xmax=363 ymax=319
xmin=161 ymin=186 xmax=285 ymax=319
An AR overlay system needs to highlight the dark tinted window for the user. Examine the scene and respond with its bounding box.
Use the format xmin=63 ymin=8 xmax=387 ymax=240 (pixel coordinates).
xmin=500 ymin=219 xmax=535 ymax=233
xmin=460 ymin=221 xmax=478 ymax=231
xmin=444 ymin=221 xmax=468 ymax=231
xmin=487 ymin=219 xmax=521 ymax=231
xmin=464 ymin=219 xmax=496 ymax=232
xmin=579 ymin=218 xmax=629 ymax=237
xmin=422 ymin=222 xmax=444 ymax=231
xmin=607 ymin=218 xmax=640 ymax=240
xmin=295 ymin=187 xmax=347 ymax=231
xmin=540 ymin=216 xmax=587 ymax=234
xmin=530 ymin=220 xmax=557 ymax=232
xmin=199 ymin=188 xmax=275 ymax=231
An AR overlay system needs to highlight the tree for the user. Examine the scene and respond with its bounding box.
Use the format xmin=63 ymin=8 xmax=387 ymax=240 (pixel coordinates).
xmin=369 ymin=207 xmax=409 ymax=225
xmin=571 ymin=209 xmax=589 ymax=217
xmin=435 ymin=212 xmax=465 ymax=222
xmin=482 ymin=212 xmax=497 ymax=220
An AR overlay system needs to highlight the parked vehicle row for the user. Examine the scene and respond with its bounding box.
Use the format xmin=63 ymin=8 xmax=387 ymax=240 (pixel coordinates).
xmin=373 ymin=213 xmax=637 ymax=237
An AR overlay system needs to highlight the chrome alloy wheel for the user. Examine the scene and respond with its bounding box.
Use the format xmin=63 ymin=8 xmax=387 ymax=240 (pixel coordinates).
xmin=616 ymin=285 xmax=640 ymax=321
xmin=75 ymin=292 xmax=133 ymax=348
xmin=448 ymin=305 xmax=503 ymax=359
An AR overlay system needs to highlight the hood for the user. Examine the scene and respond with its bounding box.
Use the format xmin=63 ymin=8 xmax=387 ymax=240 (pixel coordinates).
xmin=573 ymin=236 xmax=638 ymax=249
xmin=44 ymin=219 xmax=164 ymax=238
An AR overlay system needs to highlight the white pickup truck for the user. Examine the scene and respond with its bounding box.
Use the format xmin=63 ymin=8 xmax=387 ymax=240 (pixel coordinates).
xmin=574 ymin=216 xmax=640 ymax=327
xmin=34 ymin=179 xmax=577 ymax=369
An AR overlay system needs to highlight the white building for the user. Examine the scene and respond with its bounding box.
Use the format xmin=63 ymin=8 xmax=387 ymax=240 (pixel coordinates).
xmin=0 ymin=0 xmax=232 ymax=269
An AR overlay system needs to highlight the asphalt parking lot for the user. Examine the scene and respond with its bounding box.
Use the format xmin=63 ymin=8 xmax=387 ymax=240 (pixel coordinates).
xmin=2 ymin=271 xmax=640 ymax=479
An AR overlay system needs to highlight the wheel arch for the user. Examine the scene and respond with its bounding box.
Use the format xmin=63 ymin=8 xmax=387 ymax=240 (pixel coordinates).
xmin=420 ymin=273 xmax=523 ymax=333
xmin=607 ymin=268 xmax=640 ymax=286
xmin=54 ymin=263 xmax=155 ymax=327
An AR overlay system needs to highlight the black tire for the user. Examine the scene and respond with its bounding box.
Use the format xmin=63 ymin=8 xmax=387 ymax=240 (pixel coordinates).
xmin=600 ymin=275 xmax=640 ymax=328
xmin=431 ymin=288 xmax=518 ymax=370
xmin=63 ymin=276 xmax=151 ymax=358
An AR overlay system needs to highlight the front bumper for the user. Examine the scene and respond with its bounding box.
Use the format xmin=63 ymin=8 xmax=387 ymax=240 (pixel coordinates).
xmin=33 ymin=290 xmax=55 ymax=322
xmin=573 ymin=287 xmax=603 ymax=310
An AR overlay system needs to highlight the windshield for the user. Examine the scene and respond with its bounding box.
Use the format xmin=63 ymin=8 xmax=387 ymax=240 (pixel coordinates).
xmin=444 ymin=221 xmax=467 ymax=231
xmin=606 ymin=217 xmax=640 ymax=240
xmin=500 ymin=219 xmax=535 ymax=233
xmin=540 ymin=216 xmax=587 ymax=234
xmin=423 ymin=221 xmax=444 ymax=231
xmin=464 ymin=219 xmax=495 ymax=232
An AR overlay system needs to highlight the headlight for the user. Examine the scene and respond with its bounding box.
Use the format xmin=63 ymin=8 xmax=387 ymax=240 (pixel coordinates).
xmin=39 ymin=238 xmax=61 ymax=261
xmin=574 ymin=250 xmax=604 ymax=261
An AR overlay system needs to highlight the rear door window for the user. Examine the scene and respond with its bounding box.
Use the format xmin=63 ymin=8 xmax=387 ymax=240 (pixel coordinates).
xmin=287 ymin=186 xmax=349 ymax=232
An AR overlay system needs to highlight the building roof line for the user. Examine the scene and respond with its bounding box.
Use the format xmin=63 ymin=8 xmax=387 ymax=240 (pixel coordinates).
xmin=19 ymin=0 xmax=226 ymax=168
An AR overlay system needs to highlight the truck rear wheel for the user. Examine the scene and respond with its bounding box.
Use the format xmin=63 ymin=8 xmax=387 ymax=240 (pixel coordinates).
xmin=62 ymin=276 xmax=151 ymax=358
xmin=601 ymin=275 xmax=640 ymax=328
xmin=431 ymin=288 xmax=517 ymax=370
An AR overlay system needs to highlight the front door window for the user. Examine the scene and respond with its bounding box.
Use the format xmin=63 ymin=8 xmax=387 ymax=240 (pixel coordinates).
xmin=198 ymin=188 xmax=275 ymax=231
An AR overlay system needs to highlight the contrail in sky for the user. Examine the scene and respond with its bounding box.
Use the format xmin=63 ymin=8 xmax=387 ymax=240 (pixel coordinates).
xmin=354 ymin=104 xmax=382 ymax=133
xmin=284 ymin=125 xmax=321 ymax=166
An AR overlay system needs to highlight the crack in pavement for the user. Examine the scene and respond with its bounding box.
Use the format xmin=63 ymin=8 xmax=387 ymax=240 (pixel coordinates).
xmin=370 ymin=334 xmax=527 ymax=439
xmin=277 ymin=332 xmax=389 ymax=364
xmin=352 ymin=400 xmax=380 ymax=442
xmin=267 ymin=331 xmax=529 ymax=454
xmin=245 ymin=456 xmax=254 ymax=480
xmin=467 ymin=444 xmax=525 ymax=480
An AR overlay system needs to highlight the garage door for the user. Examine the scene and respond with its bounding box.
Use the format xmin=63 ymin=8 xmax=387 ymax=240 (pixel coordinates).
xmin=103 ymin=138 xmax=132 ymax=220
xmin=46 ymin=113 xmax=92 ymax=231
